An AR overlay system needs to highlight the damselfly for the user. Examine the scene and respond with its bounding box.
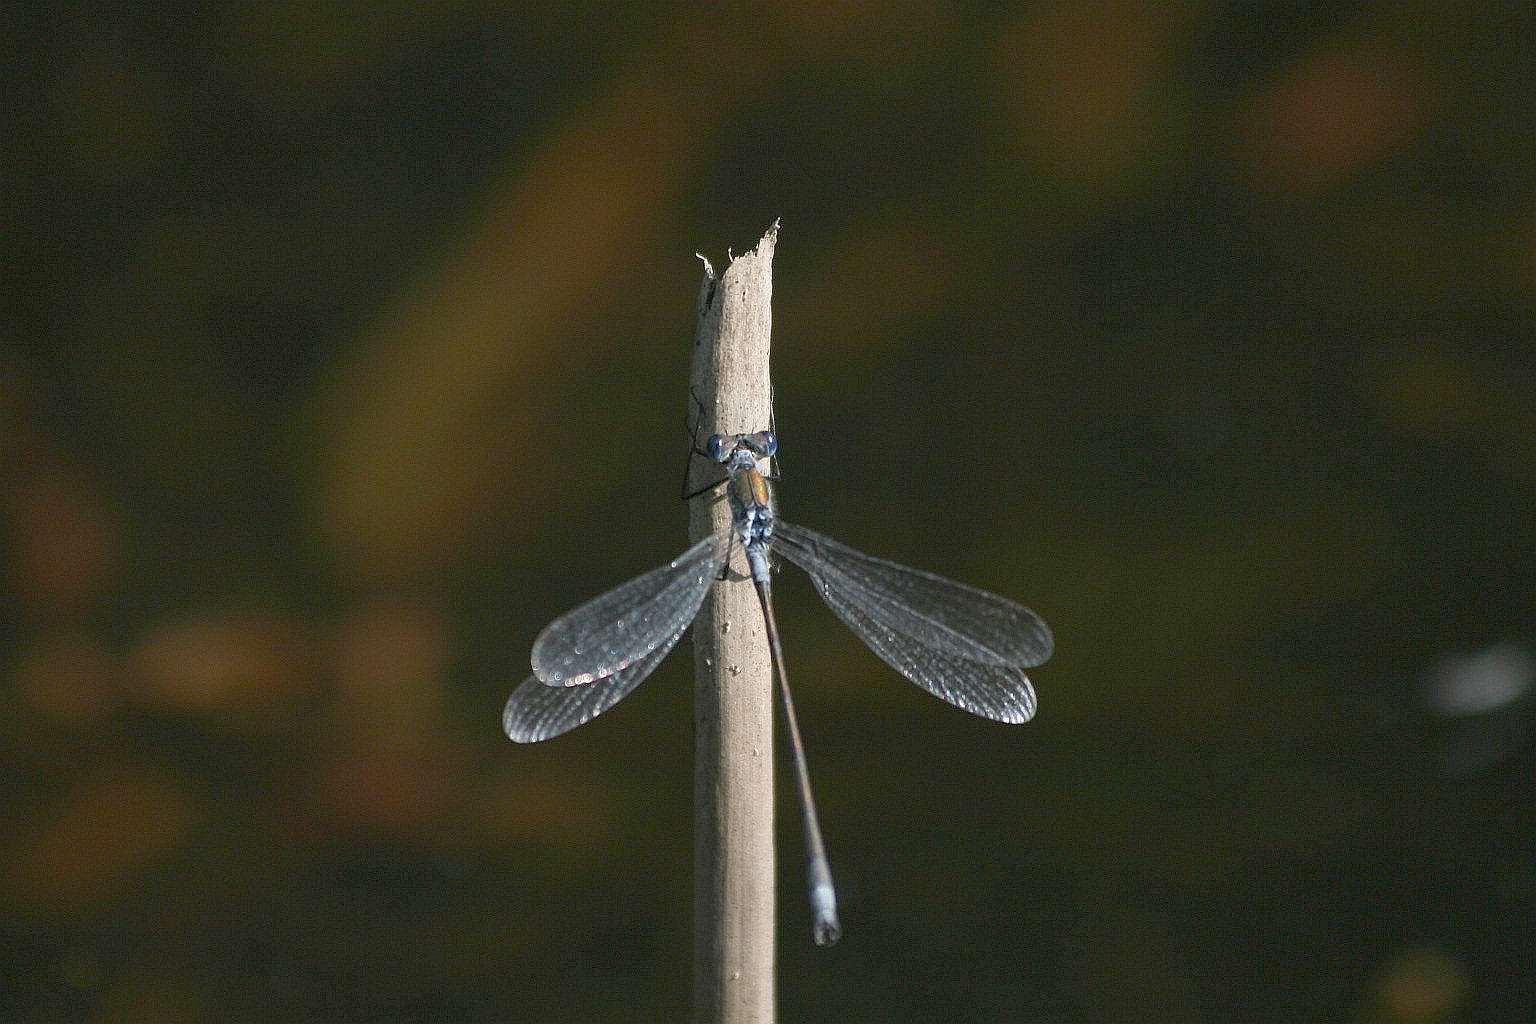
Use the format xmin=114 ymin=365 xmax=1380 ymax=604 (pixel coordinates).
xmin=504 ymin=424 xmax=1053 ymax=945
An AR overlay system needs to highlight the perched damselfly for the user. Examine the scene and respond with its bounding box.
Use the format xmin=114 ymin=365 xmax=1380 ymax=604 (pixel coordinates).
xmin=504 ymin=425 xmax=1053 ymax=945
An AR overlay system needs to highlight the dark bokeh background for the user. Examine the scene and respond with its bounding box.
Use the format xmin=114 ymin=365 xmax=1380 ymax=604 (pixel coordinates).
xmin=5 ymin=1 xmax=1534 ymax=1021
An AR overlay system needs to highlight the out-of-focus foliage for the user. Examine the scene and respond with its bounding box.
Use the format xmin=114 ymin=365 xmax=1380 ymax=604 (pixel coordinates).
xmin=4 ymin=1 xmax=1534 ymax=1021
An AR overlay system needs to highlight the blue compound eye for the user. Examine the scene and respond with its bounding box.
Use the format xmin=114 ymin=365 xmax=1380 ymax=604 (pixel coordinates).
xmin=705 ymin=435 xmax=729 ymax=461
xmin=754 ymin=430 xmax=778 ymax=457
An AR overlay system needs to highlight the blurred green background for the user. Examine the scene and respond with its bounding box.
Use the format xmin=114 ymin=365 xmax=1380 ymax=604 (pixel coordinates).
xmin=4 ymin=1 xmax=1533 ymax=1021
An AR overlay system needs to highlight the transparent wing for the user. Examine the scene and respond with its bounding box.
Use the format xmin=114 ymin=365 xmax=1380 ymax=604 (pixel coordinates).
xmin=505 ymin=631 xmax=681 ymax=742
xmin=531 ymin=534 xmax=727 ymax=685
xmin=774 ymin=521 xmax=1052 ymax=667
xmin=810 ymin=582 xmax=1038 ymax=723
xmin=774 ymin=520 xmax=1049 ymax=723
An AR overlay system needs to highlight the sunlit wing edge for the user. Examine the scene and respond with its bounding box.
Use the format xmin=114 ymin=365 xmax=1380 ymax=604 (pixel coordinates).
xmin=505 ymin=628 xmax=684 ymax=742
xmin=774 ymin=520 xmax=1053 ymax=669
xmin=812 ymin=586 xmax=1038 ymax=722
xmin=531 ymin=534 xmax=726 ymax=686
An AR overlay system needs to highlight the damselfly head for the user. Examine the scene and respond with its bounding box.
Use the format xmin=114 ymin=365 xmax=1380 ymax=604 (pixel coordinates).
xmin=707 ymin=431 xmax=778 ymax=463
